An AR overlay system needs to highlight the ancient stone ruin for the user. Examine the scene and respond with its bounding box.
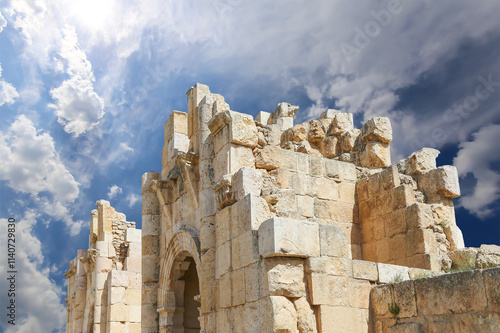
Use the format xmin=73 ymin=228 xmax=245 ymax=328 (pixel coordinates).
xmin=65 ymin=200 xmax=142 ymax=333
xmin=66 ymin=83 xmax=500 ymax=332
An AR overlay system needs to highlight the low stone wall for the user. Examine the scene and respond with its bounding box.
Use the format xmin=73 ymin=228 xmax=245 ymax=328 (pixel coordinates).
xmin=371 ymin=267 xmax=500 ymax=333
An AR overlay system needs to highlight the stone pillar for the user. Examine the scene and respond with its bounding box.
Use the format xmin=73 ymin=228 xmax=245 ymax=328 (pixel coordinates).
xmin=142 ymin=171 xmax=161 ymax=332
xmin=65 ymin=249 xmax=88 ymax=333
xmin=186 ymin=83 xmax=211 ymax=156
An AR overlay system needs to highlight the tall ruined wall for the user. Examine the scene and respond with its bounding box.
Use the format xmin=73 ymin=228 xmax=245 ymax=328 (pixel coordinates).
xmin=65 ymin=201 xmax=142 ymax=333
xmin=140 ymin=83 xmax=473 ymax=333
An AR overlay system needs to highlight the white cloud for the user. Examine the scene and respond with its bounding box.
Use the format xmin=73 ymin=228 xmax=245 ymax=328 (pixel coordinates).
xmin=0 ymin=11 xmax=6 ymax=32
xmin=50 ymin=25 xmax=104 ymax=136
xmin=0 ymin=115 xmax=82 ymax=234
xmin=454 ymin=124 xmax=500 ymax=218
xmin=126 ymin=193 xmax=141 ymax=208
xmin=107 ymin=184 xmax=122 ymax=199
xmin=0 ymin=214 xmax=66 ymax=333
xmin=0 ymin=63 xmax=20 ymax=106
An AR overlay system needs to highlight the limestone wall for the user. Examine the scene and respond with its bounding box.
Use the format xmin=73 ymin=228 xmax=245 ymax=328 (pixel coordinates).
xmin=140 ymin=83 xmax=475 ymax=332
xmin=371 ymin=267 xmax=500 ymax=333
xmin=65 ymin=201 xmax=141 ymax=333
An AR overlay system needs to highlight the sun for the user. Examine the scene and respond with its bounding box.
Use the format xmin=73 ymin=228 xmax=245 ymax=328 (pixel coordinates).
xmin=67 ymin=0 xmax=115 ymax=32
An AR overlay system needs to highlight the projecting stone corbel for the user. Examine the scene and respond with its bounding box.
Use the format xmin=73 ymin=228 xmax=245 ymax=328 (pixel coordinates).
xmin=175 ymin=152 xmax=199 ymax=209
xmin=150 ymin=179 xmax=173 ymax=228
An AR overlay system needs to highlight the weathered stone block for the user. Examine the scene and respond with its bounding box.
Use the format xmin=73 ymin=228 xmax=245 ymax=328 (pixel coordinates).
xmin=418 ymin=165 xmax=460 ymax=199
xmin=215 ymin=241 xmax=231 ymax=279
xmin=319 ymin=224 xmax=350 ymax=258
xmin=306 ymin=257 xmax=352 ymax=277
xmin=405 ymin=203 xmax=433 ymax=230
xmin=294 ymin=297 xmax=318 ymax=333
xmin=362 ymin=117 xmax=392 ymax=143
xmin=217 ymin=272 xmax=232 ymax=308
xmin=405 ymin=148 xmax=440 ymax=175
xmin=414 ymin=270 xmax=487 ymax=315
xmin=353 ymin=259 xmax=378 ymax=281
xmin=309 ymin=273 xmax=349 ymax=306
xmin=319 ymin=305 xmax=369 ymax=333
xmin=264 ymin=257 xmax=306 ymax=298
xmin=258 ymin=218 xmax=320 ymax=258
xmin=261 ymin=296 xmax=298 ymax=332
xmin=377 ymin=263 xmax=410 ymax=283
xmin=256 ymin=145 xmax=297 ymax=171
xmin=125 ymin=228 xmax=141 ymax=243
xmin=330 ymin=112 xmax=354 ymax=135
xmin=232 ymin=167 xmax=263 ymax=200
xmin=360 ymin=142 xmax=391 ymax=168
xmin=232 ymin=230 xmax=259 ymax=270
xmin=256 ymin=111 xmax=271 ymax=124
xmin=214 ymin=143 xmax=255 ymax=182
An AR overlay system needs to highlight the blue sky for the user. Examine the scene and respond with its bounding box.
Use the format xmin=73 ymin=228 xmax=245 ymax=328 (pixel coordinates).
xmin=0 ymin=0 xmax=499 ymax=332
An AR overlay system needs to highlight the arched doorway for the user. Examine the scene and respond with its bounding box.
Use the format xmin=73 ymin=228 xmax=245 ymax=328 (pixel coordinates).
xmin=158 ymin=230 xmax=202 ymax=333
xmin=171 ymin=256 xmax=200 ymax=332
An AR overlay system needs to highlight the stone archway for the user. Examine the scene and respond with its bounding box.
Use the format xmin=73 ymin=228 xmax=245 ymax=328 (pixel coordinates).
xmin=157 ymin=230 xmax=202 ymax=333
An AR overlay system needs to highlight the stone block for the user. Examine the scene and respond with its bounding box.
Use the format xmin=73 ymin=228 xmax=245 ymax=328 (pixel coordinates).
xmin=164 ymin=110 xmax=188 ymax=142
xmin=125 ymin=257 xmax=141 ymax=273
xmin=167 ymin=132 xmax=189 ymax=160
xmin=261 ymin=296 xmax=298 ymax=332
xmin=309 ymin=273 xmax=349 ymax=306
xmin=217 ymin=272 xmax=232 ymax=308
xmin=109 ymin=286 xmax=126 ymax=304
xmin=245 ymin=262 xmax=265 ymax=302
xmin=125 ymin=228 xmax=141 ymax=243
xmin=385 ymin=208 xmax=406 ymax=237
xmin=297 ymin=195 xmax=315 ymax=218
xmin=306 ymin=257 xmax=352 ymax=277
xmin=330 ymin=112 xmax=354 ymax=135
xmin=126 ymin=288 xmax=141 ymax=306
xmin=339 ymin=182 xmax=356 ymax=203
xmin=215 ymin=241 xmax=231 ymax=279
xmin=255 ymin=111 xmax=271 ymax=124
xmin=142 ymin=235 xmax=159 ymax=257
xmin=142 ymin=214 xmax=160 ymax=236
xmin=371 ymin=284 xmax=393 ymax=319
xmin=389 ymin=234 xmax=407 ymax=261
xmin=348 ymin=279 xmax=372 ymax=308
xmin=318 ymin=305 xmax=369 ymax=333
xmin=264 ymin=257 xmax=306 ymax=298
xmin=256 ymin=145 xmax=297 ymax=171
xmin=405 ymin=203 xmax=433 ymax=230
xmin=109 ymin=270 xmax=129 ymax=287
xmin=405 ymin=148 xmax=440 ymax=175
xmin=200 ymin=249 xmax=216 ymax=314
xmin=216 ymin=206 xmax=232 ymax=246
xmin=258 ymin=218 xmax=320 ymax=258
xmin=214 ymin=143 xmax=255 ymax=182
xmin=293 ymin=297 xmax=318 ymax=333
xmin=309 ymin=155 xmax=325 ymax=177
xmin=200 ymin=216 xmax=215 ymax=252
xmin=232 ymin=194 xmax=271 ymax=235
xmin=414 ymin=270 xmax=487 ymax=315
xmin=232 ymin=167 xmax=262 ymax=200
xmin=477 ymin=245 xmax=500 ymax=269
xmin=319 ymin=109 xmax=341 ymax=119
xmin=208 ymin=110 xmax=258 ymax=148
xmin=319 ymin=224 xmax=350 ymax=258
xmin=360 ymin=142 xmax=391 ymax=168
xmin=232 ymin=230 xmax=259 ymax=270
xmin=392 ymin=184 xmax=416 ymax=210
xmin=127 ymin=242 xmax=141 ymax=259
xmin=406 ymin=229 xmax=436 ymax=257
xmin=377 ymin=263 xmax=410 ymax=283
xmin=362 ymin=117 xmax=392 ymax=143
xmin=444 ymin=224 xmax=465 ymax=251
xmin=418 ymin=165 xmax=460 ymax=199
xmin=353 ymin=260 xmax=378 ymax=281
xmin=108 ymin=303 xmax=129 ymax=322
xmin=314 ymin=200 xmax=354 ymax=224
xmin=482 ymin=268 xmax=500 ymax=313
xmin=232 ymin=269 xmax=246 ymax=306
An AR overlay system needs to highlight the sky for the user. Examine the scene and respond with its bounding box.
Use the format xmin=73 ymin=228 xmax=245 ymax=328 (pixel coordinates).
xmin=0 ymin=0 xmax=499 ymax=332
